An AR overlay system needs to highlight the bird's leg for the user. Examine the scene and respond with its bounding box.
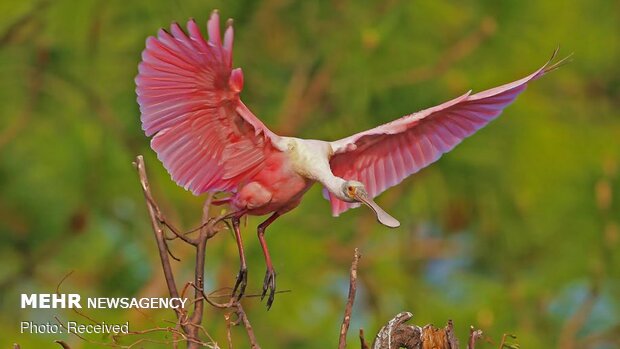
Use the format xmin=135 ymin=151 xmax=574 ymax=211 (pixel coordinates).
xmin=231 ymin=216 xmax=248 ymax=300
xmin=257 ymin=212 xmax=281 ymax=309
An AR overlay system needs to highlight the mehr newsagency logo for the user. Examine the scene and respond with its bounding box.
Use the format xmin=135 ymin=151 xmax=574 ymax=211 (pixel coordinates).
xmin=19 ymin=293 xmax=188 ymax=335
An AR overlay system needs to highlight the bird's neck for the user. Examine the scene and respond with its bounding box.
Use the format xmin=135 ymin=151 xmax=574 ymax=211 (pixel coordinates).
xmin=320 ymin=174 xmax=347 ymax=201
xmin=281 ymin=137 xmax=348 ymax=200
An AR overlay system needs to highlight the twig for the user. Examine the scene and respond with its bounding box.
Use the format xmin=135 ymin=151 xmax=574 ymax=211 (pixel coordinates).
xmin=235 ymin=302 xmax=261 ymax=349
xmin=225 ymin=313 xmax=234 ymax=349
xmin=339 ymin=248 xmax=362 ymax=349
xmin=134 ymin=155 xmax=231 ymax=349
xmin=54 ymin=274 xmax=75 ymax=349
xmin=189 ymin=223 xmax=208 ymax=329
xmin=497 ymin=334 xmax=517 ymax=349
xmin=134 ymin=157 xmax=261 ymax=348
xmin=54 ymin=315 xmax=206 ymax=349
xmin=54 ymin=340 xmax=72 ymax=349
xmin=468 ymin=326 xmax=483 ymax=349
xmin=360 ymin=329 xmax=370 ymax=349
xmin=55 ymin=270 xmax=74 ymax=295
xmin=189 ymin=281 xmax=261 ymax=348
xmin=133 ymin=156 xmax=185 ymax=327
xmin=189 ymin=282 xmax=235 ymax=309
xmin=139 ymin=177 xmax=197 ymax=246
xmin=56 ymin=270 xmax=118 ymax=327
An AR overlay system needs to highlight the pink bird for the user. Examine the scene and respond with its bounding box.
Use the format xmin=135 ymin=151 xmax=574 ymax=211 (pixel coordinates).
xmin=136 ymin=11 xmax=566 ymax=308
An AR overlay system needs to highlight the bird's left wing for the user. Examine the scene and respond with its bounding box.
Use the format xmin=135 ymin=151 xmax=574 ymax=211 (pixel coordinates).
xmin=327 ymin=51 xmax=566 ymax=216
xmin=136 ymin=11 xmax=280 ymax=195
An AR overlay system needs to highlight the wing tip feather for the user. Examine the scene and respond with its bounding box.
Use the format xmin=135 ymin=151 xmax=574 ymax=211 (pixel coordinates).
xmin=543 ymin=47 xmax=573 ymax=74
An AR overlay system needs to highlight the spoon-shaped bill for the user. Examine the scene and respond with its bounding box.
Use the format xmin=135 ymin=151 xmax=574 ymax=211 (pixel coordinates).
xmin=354 ymin=191 xmax=400 ymax=228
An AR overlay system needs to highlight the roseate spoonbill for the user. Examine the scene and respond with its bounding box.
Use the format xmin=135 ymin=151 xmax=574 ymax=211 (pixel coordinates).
xmin=136 ymin=11 xmax=566 ymax=308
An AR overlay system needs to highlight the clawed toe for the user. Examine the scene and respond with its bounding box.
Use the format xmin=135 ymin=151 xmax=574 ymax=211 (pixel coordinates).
xmin=232 ymin=267 xmax=248 ymax=300
xmin=261 ymin=268 xmax=276 ymax=309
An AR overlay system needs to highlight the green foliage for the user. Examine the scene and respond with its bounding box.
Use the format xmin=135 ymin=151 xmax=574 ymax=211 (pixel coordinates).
xmin=1 ymin=0 xmax=618 ymax=348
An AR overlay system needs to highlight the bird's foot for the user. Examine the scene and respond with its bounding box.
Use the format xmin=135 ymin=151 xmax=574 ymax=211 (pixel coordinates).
xmin=231 ymin=267 xmax=248 ymax=301
xmin=261 ymin=268 xmax=276 ymax=309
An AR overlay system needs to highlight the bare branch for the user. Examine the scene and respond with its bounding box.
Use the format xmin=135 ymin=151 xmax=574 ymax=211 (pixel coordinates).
xmin=188 ymin=228 xmax=208 ymax=327
xmin=54 ymin=340 xmax=72 ymax=349
xmin=54 ymin=316 xmax=204 ymax=349
xmin=188 ymin=281 xmax=261 ymax=348
xmin=468 ymin=326 xmax=483 ymax=349
xmin=360 ymin=329 xmax=370 ymax=349
xmin=55 ymin=270 xmax=74 ymax=295
xmin=134 ymin=155 xmax=235 ymax=349
xmin=498 ymin=334 xmax=517 ymax=349
xmin=189 ymin=282 xmax=234 ymax=310
xmin=225 ymin=313 xmax=234 ymax=349
xmin=339 ymin=248 xmax=361 ymax=349
xmin=235 ymin=302 xmax=261 ymax=349
xmin=133 ymin=156 xmax=185 ymax=327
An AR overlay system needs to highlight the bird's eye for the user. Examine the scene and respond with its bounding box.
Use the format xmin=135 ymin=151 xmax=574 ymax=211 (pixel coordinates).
xmin=347 ymin=186 xmax=353 ymax=192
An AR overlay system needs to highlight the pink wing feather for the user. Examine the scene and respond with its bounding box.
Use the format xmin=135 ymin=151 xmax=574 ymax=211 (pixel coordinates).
xmin=136 ymin=12 xmax=279 ymax=195
xmin=328 ymin=52 xmax=565 ymax=216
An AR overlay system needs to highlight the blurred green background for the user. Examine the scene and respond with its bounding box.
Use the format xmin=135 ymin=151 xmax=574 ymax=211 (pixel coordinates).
xmin=1 ymin=0 xmax=619 ymax=348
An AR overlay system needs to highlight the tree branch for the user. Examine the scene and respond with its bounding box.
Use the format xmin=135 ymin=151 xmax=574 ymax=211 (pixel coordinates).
xmin=359 ymin=329 xmax=370 ymax=349
xmin=54 ymin=340 xmax=71 ymax=349
xmin=339 ymin=248 xmax=361 ymax=349
xmin=468 ymin=326 xmax=483 ymax=349
xmin=133 ymin=156 xmax=185 ymax=328
xmin=235 ymin=302 xmax=261 ymax=349
xmin=134 ymin=155 xmax=260 ymax=349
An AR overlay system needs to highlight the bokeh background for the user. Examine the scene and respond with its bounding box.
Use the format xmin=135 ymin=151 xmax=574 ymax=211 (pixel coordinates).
xmin=1 ymin=0 xmax=619 ymax=348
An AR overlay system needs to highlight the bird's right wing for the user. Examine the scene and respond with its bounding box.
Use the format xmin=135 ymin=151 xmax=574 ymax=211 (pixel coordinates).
xmin=327 ymin=50 xmax=568 ymax=216
xmin=136 ymin=11 xmax=280 ymax=195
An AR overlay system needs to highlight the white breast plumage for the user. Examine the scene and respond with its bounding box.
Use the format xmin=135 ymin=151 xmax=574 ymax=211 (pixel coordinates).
xmin=280 ymin=137 xmax=333 ymax=181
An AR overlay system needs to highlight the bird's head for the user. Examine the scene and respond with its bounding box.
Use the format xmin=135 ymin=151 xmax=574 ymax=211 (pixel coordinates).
xmin=341 ymin=180 xmax=400 ymax=228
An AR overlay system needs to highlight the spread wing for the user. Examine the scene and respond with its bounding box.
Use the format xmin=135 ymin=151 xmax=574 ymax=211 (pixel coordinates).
xmin=327 ymin=50 xmax=567 ymax=216
xmin=136 ymin=11 xmax=280 ymax=195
